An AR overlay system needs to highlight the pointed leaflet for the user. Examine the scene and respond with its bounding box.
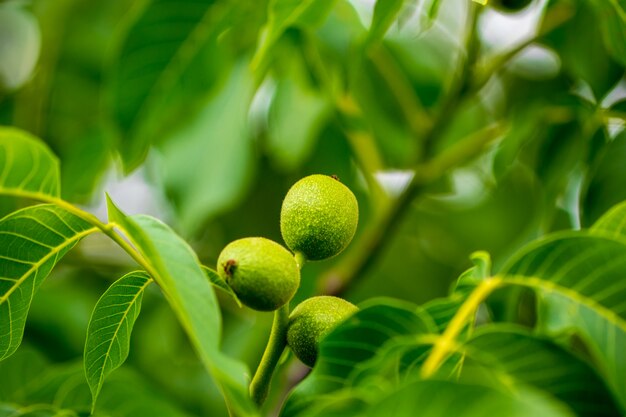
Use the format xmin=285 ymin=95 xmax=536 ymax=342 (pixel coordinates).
xmin=500 ymin=229 xmax=626 ymax=409
xmin=202 ymin=266 xmax=241 ymax=307
xmin=84 ymin=271 xmax=152 ymax=410
xmin=105 ymin=196 xmax=256 ymax=416
xmin=0 ymin=205 xmax=96 ymax=361
xmin=0 ymin=127 xmax=60 ymax=198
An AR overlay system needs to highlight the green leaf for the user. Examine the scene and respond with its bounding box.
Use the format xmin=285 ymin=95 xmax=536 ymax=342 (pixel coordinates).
xmin=501 ymin=231 xmax=626 ymax=409
xmin=0 ymin=404 xmax=18 ymax=416
xmin=422 ymin=251 xmax=493 ymax=334
xmin=110 ymin=0 xmax=225 ymax=171
xmin=201 ymin=265 xmax=242 ymax=307
xmin=159 ymin=62 xmax=255 ymax=235
xmin=252 ymin=0 xmax=336 ymax=70
xmin=282 ymin=299 xmax=437 ymax=417
xmin=0 ymin=403 xmax=76 ymax=417
xmin=587 ymin=0 xmax=626 ymax=67
xmin=0 ymin=350 xmax=194 ymax=417
xmin=0 ymin=127 xmax=60 ymax=198
xmin=464 ymin=326 xmax=622 ymax=416
xmin=592 ymin=199 xmax=626 ymax=241
xmin=581 ymin=132 xmax=626 ymax=226
xmin=266 ymin=65 xmax=331 ymax=172
xmin=542 ymin=1 xmax=623 ymax=99
xmin=367 ymin=0 xmax=404 ymax=44
xmin=365 ymin=380 xmax=573 ymax=417
xmin=0 ymin=345 xmax=48 ymax=402
xmin=84 ymin=271 xmax=152 ymax=411
xmin=0 ymin=4 xmax=40 ymax=91
xmin=423 ymin=296 xmax=465 ymax=333
xmin=105 ymin=196 xmax=256 ymax=417
xmin=95 ymin=368 xmax=195 ymax=417
xmin=0 ymin=205 xmax=96 ymax=361
xmin=456 ymin=250 xmax=492 ymax=290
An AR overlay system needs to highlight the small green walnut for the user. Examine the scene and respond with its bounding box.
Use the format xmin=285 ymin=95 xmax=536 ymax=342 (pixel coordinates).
xmin=217 ymin=237 xmax=300 ymax=311
xmin=490 ymin=0 xmax=533 ymax=13
xmin=280 ymin=174 xmax=358 ymax=261
xmin=287 ymin=296 xmax=358 ymax=367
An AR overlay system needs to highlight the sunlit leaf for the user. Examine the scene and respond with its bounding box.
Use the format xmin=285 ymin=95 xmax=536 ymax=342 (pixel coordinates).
xmin=105 ymin=196 xmax=256 ymax=417
xmin=84 ymin=271 xmax=153 ymax=410
xmin=0 ymin=127 xmax=60 ymax=198
xmin=0 ymin=205 xmax=96 ymax=361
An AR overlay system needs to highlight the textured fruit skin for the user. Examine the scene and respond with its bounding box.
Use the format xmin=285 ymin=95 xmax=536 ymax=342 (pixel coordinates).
xmin=491 ymin=0 xmax=533 ymax=13
xmin=280 ymin=175 xmax=358 ymax=261
xmin=287 ymin=296 xmax=358 ymax=367
xmin=217 ymin=237 xmax=300 ymax=311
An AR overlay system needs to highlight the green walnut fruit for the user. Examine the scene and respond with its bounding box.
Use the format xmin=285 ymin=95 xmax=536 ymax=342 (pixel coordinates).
xmin=490 ymin=0 xmax=533 ymax=13
xmin=281 ymin=174 xmax=358 ymax=261
xmin=287 ymin=296 xmax=358 ymax=367
xmin=217 ymin=237 xmax=300 ymax=311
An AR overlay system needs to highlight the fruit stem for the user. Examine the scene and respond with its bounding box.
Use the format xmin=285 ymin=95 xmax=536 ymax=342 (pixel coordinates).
xmin=249 ymin=303 xmax=289 ymax=407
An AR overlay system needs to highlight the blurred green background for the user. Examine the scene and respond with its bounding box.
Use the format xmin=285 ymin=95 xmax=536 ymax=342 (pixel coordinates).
xmin=0 ymin=0 xmax=624 ymax=415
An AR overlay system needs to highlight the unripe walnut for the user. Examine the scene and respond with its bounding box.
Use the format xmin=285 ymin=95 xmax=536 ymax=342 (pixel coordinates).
xmin=280 ymin=174 xmax=358 ymax=261
xmin=217 ymin=237 xmax=299 ymax=311
xmin=287 ymin=296 xmax=358 ymax=367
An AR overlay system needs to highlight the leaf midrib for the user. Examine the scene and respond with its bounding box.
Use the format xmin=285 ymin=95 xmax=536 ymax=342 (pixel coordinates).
xmin=0 ymin=227 xmax=98 ymax=304
xmin=89 ymin=273 xmax=153 ymax=400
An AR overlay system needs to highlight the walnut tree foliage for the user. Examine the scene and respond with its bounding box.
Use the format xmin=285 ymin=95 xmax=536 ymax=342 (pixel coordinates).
xmin=0 ymin=0 xmax=625 ymax=416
